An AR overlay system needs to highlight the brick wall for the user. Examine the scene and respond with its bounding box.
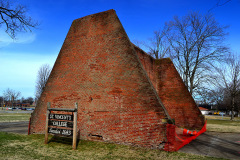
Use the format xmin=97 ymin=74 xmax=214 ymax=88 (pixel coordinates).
xmin=134 ymin=46 xmax=204 ymax=129
xmin=133 ymin=45 xmax=157 ymax=90
xmin=30 ymin=9 xmax=170 ymax=148
xmin=155 ymin=58 xmax=205 ymax=129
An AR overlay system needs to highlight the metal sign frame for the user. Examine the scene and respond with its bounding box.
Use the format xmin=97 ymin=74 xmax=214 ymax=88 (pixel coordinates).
xmin=44 ymin=102 xmax=78 ymax=150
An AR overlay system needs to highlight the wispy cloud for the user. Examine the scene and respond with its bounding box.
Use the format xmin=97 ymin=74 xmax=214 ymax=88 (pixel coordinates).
xmin=0 ymin=31 xmax=36 ymax=47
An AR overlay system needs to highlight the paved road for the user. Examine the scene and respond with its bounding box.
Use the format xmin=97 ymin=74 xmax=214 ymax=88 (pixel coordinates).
xmin=0 ymin=121 xmax=29 ymax=134
xmin=0 ymin=110 xmax=33 ymax=114
xmin=179 ymin=132 xmax=240 ymax=160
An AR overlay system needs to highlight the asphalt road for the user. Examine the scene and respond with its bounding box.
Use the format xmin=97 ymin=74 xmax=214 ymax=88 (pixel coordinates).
xmin=179 ymin=132 xmax=240 ymax=160
xmin=0 ymin=110 xmax=33 ymax=114
xmin=0 ymin=121 xmax=29 ymax=134
xmin=0 ymin=121 xmax=239 ymax=159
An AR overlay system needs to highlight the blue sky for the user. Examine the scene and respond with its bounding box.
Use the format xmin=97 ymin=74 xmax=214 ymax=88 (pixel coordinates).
xmin=0 ymin=0 xmax=240 ymax=98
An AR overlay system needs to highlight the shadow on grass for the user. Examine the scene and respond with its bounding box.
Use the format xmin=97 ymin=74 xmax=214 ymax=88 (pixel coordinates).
xmin=46 ymin=129 xmax=81 ymax=148
xmin=48 ymin=135 xmax=80 ymax=148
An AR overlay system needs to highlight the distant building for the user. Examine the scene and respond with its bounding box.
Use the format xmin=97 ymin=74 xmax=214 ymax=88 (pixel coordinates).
xmin=32 ymin=101 xmax=36 ymax=107
xmin=198 ymin=104 xmax=212 ymax=110
xmin=3 ymin=101 xmax=30 ymax=107
xmin=199 ymin=107 xmax=209 ymax=115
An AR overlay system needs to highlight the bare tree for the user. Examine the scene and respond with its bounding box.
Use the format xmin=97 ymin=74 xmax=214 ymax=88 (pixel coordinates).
xmin=164 ymin=11 xmax=229 ymax=97
xmin=203 ymin=87 xmax=225 ymax=107
xmin=0 ymin=0 xmax=39 ymax=39
xmin=35 ymin=64 xmax=52 ymax=101
xmin=20 ymin=96 xmax=34 ymax=105
xmin=213 ymin=53 xmax=240 ymax=120
xmin=0 ymin=96 xmax=4 ymax=108
xmin=209 ymin=0 xmax=232 ymax=12
xmin=146 ymin=30 xmax=170 ymax=59
xmin=3 ymin=88 xmax=21 ymax=107
xmin=133 ymin=29 xmax=170 ymax=59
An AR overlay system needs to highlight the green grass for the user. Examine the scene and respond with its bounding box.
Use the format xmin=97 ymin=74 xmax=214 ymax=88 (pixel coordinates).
xmin=205 ymin=115 xmax=240 ymax=121
xmin=207 ymin=119 xmax=240 ymax=125
xmin=0 ymin=132 xmax=224 ymax=160
xmin=206 ymin=119 xmax=240 ymax=133
xmin=0 ymin=113 xmax=31 ymax=122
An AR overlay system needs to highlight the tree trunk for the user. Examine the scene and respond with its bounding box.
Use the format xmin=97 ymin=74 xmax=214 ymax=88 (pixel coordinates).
xmin=231 ymin=97 xmax=234 ymax=120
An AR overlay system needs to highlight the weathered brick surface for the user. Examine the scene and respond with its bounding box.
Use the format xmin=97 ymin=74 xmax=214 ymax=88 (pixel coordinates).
xmin=30 ymin=9 xmax=170 ymax=148
xmin=134 ymin=46 xmax=204 ymax=129
xmin=134 ymin=45 xmax=157 ymax=90
xmin=154 ymin=58 xmax=205 ymax=129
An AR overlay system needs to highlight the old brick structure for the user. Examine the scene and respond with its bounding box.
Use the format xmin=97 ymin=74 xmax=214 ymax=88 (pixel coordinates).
xmin=135 ymin=46 xmax=205 ymax=129
xmin=30 ymin=9 xmax=205 ymax=149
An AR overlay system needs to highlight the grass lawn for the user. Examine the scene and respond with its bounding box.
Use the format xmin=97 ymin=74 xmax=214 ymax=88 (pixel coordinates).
xmin=205 ymin=115 xmax=240 ymax=121
xmin=206 ymin=115 xmax=240 ymax=133
xmin=0 ymin=132 xmax=224 ymax=160
xmin=0 ymin=113 xmax=31 ymax=122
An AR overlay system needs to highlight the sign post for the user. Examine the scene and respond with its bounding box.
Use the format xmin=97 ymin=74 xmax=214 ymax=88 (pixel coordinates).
xmin=73 ymin=103 xmax=78 ymax=150
xmin=44 ymin=102 xmax=50 ymax=144
xmin=44 ymin=102 xmax=78 ymax=150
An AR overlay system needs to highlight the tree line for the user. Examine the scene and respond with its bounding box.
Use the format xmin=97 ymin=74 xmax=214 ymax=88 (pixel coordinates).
xmin=0 ymin=88 xmax=34 ymax=107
